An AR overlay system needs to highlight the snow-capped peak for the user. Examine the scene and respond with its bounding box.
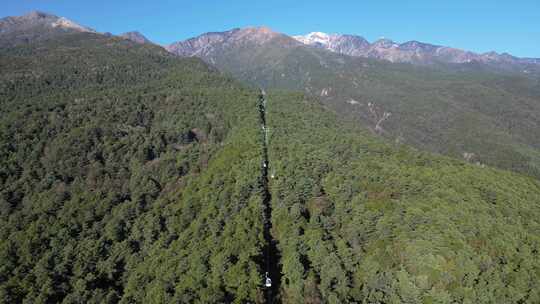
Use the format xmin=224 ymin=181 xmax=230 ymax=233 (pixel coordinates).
xmin=293 ymin=32 xmax=336 ymax=46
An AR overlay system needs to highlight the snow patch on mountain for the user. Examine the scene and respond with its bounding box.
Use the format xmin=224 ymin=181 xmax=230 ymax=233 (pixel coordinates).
xmin=51 ymin=17 xmax=95 ymax=33
xmin=292 ymin=31 xmax=540 ymax=65
xmin=293 ymin=32 xmax=334 ymax=46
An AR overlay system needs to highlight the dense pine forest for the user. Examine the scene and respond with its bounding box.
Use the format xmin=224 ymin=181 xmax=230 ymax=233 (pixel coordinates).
xmin=0 ymin=33 xmax=267 ymax=303
xmin=265 ymin=92 xmax=540 ymax=303
xmin=1 ymin=27 xmax=540 ymax=304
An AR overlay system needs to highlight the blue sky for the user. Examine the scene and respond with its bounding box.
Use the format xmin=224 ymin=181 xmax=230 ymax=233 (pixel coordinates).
xmin=2 ymin=0 xmax=539 ymax=57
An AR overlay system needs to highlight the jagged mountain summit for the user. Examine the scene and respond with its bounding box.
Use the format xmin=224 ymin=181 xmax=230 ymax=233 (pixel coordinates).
xmin=0 ymin=11 xmax=95 ymax=46
xmin=293 ymin=31 xmax=370 ymax=56
xmin=166 ymin=26 xmax=297 ymax=58
xmin=293 ymin=31 xmax=540 ymax=65
xmin=0 ymin=11 xmax=156 ymax=47
xmin=168 ymin=26 xmax=540 ymax=68
xmin=120 ymin=31 xmax=152 ymax=44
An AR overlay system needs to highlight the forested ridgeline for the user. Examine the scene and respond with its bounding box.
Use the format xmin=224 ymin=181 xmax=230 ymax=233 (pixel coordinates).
xmin=265 ymin=92 xmax=540 ymax=303
xmin=0 ymin=33 xmax=267 ymax=303
xmin=2 ymin=30 xmax=540 ymax=304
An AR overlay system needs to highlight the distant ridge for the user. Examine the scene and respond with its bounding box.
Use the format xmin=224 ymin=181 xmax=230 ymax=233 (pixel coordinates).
xmin=293 ymin=31 xmax=540 ymax=65
xmin=120 ymin=31 xmax=152 ymax=44
xmin=1 ymin=10 xmax=537 ymax=64
xmin=167 ymin=27 xmax=539 ymax=66
xmin=166 ymin=26 xmax=295 ymax=57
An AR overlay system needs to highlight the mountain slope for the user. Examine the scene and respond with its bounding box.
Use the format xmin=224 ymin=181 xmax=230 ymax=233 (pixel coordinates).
xmin=266 ymin=91 xmax=540 ymax=303
xmin=0 ymin=29 xmax=267 ymax=303
xmin=168 ymin=28 xmax=540 ymax=179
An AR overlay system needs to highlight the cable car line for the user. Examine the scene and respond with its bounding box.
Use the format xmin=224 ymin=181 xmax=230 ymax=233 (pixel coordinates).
xmin=258 ymin=89 xmax=281 ymax=303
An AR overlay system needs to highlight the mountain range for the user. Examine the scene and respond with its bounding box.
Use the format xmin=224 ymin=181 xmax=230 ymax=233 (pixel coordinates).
xmin=3 ymin=11 xmax=539 ymax=67
xmin=3 ymin=11 xmax=540 ymax=178
xmin=165 ymin=26 xmax=540 ymax=179
xmin=293 ymin=31 xmax=540 ymax=66
xmin=2 ymin=11 xmax=540 ymax=303
xmin=166 ymin=27 xmax=540 ymax=69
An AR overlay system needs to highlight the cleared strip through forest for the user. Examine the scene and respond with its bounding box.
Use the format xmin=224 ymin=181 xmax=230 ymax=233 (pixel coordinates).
xmin=258 ymin=90 xmax=282 ymax=303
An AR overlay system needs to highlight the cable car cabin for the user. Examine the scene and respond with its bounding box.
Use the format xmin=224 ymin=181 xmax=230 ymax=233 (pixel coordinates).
xmin=265 ymin=272 xmax=272 ymax=288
